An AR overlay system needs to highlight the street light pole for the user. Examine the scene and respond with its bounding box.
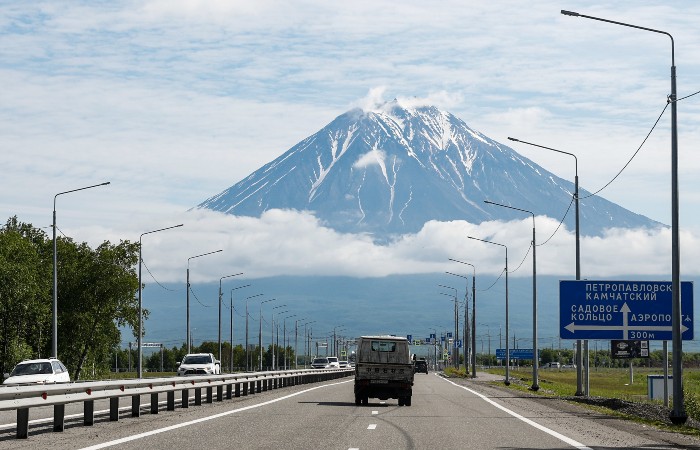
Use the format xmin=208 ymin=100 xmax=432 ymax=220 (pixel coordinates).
xmin=446 ymin=271 xmax=469 ymax=372
xmin=303 ymin=321 xmax=316 ymax=368
xmin=259 ymin=298 xmax=277 ymax=370
xmin=283 ymin=315 xmax=296 ymax=369
xmin=438 ymin=285 xmax=459 ymax=368
xmin=230 ymin=284 xmax=250 ymax=372
xmin=332 ymin=325 xmax=345 ymax=357
xmin=272 ymin=307 xmax=288 ymax=369
xmin=484 ymin=200 xmax=538 ymax=390
xmin=52 ymin=181 xmax=110 ymax=358
xmin=449 ymin=258 xmax=477 ymax=379
xmin=294 ymin=318 xmax=306 ymax=369
xmin=508 ymin=136 xmax=586 ymax=394
xmin=561 ymin=7 xmax=684 ymax=425
xmin=244 ymin=294 xmax=263 ymax=371
xmin=187 ymin=249 xmax=223 ymax=354
xmin=219 ymin=273 xmax=243 ymax=363
xmin=138 ymin=223 xmax=183 ymax=378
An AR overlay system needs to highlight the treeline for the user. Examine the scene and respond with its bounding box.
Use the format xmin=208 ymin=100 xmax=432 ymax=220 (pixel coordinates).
xmin=115 ymin=342 xmax=298 ymax=373
xmin=0 ymin=217 xmax=140 ymax=380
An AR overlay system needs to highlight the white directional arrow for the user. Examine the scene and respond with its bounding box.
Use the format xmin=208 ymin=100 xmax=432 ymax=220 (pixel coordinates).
xmin=565 ymin=303 xmax=691 ymax=338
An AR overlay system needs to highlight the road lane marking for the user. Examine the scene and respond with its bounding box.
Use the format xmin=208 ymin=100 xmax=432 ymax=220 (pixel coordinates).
xmin=78 ymin=379 xmax=353 ymax=450
xmin=371 ymin=410 xmax=378 ymax=415
xmin=439 ymin=375 xmax=593 ymax=450
xmin=367 ymin=424 xmax=377 ymax=430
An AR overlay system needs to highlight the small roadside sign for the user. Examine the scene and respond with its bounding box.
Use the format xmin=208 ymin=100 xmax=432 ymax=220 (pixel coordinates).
xmin=611 ymin=340 xmax=649 ymax=358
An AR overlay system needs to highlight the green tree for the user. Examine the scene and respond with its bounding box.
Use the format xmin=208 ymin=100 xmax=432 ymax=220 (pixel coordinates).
xmin=57 ymin=239 xmax=140 ymax=380
xmin=0 ymin=217 xmax=51 ymax=376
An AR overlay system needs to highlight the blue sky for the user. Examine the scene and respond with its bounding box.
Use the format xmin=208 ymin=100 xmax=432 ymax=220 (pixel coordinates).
xmin=2 ymin=1 xmax=700 ymax=283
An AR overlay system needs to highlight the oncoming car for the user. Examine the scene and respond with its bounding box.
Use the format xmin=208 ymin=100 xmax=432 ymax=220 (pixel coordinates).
xmin=3 ymin=358 xmax=70 ymax=385
xmin=326 ymin=356 xmax=340 ymax=368
xmin=176 ymin=353 xmax=221 ymax=376
xmin=311 ymin=357 xmax=330 ymax=369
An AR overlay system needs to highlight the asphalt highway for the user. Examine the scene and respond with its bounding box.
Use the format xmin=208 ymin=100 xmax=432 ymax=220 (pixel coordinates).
xmin=1 ymin=372 xmax=700 ymax=449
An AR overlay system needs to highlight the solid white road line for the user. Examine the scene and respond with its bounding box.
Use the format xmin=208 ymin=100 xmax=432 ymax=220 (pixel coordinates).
xmin=439 ymin=375 xmax=593 ymax=450
xmin=79 ymin=379 xmax=354 ymax=450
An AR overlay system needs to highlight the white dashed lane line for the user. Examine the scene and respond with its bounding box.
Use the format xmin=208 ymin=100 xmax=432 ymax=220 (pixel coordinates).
xmin=371 ymin=410 xmax=378 ymax=415
xmin=367 ymin=424 xmax=377 ymax=430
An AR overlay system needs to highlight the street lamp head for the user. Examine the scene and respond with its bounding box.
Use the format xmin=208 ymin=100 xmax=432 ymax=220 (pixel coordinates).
xmin=231 ymin=284 xmax=251 ymax=293
xmin=220 ymin=272 xmax=243 ymax=283
xmin=189 ymin=249 xmax=223 ymax=265
xmin=507 ymin=137 xmax=520 ymax=142
xmin=446 ymin=271 xmax=467 ymax=279
xmin=561 ymin=10 xmax=579 ymax=17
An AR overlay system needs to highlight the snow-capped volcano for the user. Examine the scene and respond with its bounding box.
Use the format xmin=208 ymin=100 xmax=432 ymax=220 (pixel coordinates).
xmin=197 ymin=102 xmax=661 ymax=237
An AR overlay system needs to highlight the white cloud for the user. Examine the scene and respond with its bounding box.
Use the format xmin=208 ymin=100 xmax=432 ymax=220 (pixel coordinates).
xmin=354 ymin=149 xmax=386 ymax=169
xmin=69 ymin=208 xmax=698 ymax=284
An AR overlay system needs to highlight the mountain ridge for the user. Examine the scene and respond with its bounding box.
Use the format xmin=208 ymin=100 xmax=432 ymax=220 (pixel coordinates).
xmin=197 ymin=102 xmax=663 ymax=238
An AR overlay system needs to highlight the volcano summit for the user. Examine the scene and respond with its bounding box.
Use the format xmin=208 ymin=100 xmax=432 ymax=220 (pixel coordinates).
xmin=197 ymin=102 xmax=661 ymax=239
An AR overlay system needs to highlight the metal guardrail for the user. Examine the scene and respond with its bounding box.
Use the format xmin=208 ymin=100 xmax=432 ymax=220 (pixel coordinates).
xmin=0 ymin=368 xmax=353 ymax=439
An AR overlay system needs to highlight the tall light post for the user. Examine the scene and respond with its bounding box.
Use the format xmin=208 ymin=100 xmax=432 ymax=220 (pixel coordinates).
xmin=230 ymin=284 xmax=250 ymax=372
xmin=259 ymin=298 xmax=277 ymax=370
xmin=429 ymin=327 xmax=437 ymax=370
xmin=437 ymin=292 xmax=459 ymax=369
xmin=446 ymin=272 xmax=468 ymax=371
xmin=480 ymin=323 xmax=491 ymax=367
xmin=244 ymin=294 xmax=263 ymax=371
xmin=438 ymin=284 xmax=459 ymax=368
xmin=303 ymin=320 xmax=316 ymax=367
xmin=484 ymin=200 xmax=538 ymax=390
xmin=332 ymin=325 xmax=345 ymax=357
xmin=187 ymin=249 xmax=223 ymax=354
xmin=138 ymin=223 xmax=183 ymax=378
xmin=467 ymin=238 xmax=510 ymax=385
xmin=271 ymin=305 xmax=287 ymax=369
xmin=294 ymin=317 xmax=306 ymax=369
xmin=219 ymin=273 xmax=243 ymax=362
xmin=561 ymin=8 xmax=684 ymax=425
xmin=52 ymin=181 xmax=110 ymax=358
xmin=449 ymin=259 xmax=477 ymax=379
xmin=283 ymin=314 xmax=296 ymax=369
xmin=509 ymin=136 xmax=585 ymax=394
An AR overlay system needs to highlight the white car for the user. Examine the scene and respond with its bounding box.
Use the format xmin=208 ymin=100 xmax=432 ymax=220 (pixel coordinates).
xmin=311 ymin=357 xmax=330 ymax=369
xmin=176 ymin=353 xmax=221 ymax=376
xmin=3 ymin=358 xmax=70 ymax=385
xmin=326 ymin=356 xmax=340 ymax=368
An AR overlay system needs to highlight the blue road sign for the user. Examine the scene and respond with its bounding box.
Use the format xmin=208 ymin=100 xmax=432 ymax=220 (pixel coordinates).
xmin=407 ymin=334 xmax=413 ymax=344
xmin=496 ymin=348 xmax=535 ymax=359
xmin=455 ymin=339 xmax=462 ymax=348
xmin=447 ymin=332 xmax=453 ymax=338
xmin=560 ymin=280 xmax=693 ymax=340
